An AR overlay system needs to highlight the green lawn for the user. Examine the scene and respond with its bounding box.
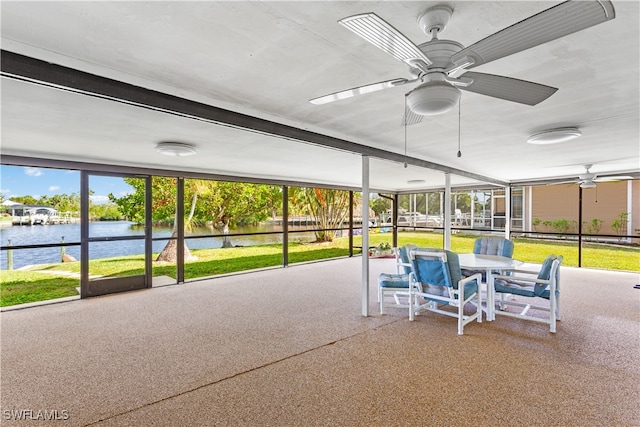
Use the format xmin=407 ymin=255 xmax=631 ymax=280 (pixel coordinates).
xmin=2 ymin=232 xmax=637 ymax=307
xmin=363 ymin=232 xmax=639 ymax=271
xmin=1 ymin=271 xmax=79 ymax=307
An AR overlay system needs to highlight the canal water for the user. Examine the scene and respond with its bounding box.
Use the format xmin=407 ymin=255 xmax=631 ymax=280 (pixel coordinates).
xmin=0 ymin=221 xmax=321 ymax=270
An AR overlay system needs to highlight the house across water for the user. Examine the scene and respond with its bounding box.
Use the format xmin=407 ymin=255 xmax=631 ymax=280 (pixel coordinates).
xmin=2 ymin=201 xmax=75 ymax=225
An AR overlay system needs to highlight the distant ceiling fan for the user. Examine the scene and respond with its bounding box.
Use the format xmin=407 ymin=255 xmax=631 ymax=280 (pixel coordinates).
xmin=552 ymin=165 xmax=633 ymax=189
xmin=310 ymin=1 xmax=615 ymax=116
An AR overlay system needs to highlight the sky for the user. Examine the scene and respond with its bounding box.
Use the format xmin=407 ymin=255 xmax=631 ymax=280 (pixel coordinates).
xmin=0 ymin=165 xmax=135 ymax=204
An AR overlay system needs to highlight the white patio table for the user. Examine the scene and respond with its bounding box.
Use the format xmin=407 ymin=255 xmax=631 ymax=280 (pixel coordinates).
xmin=458 ymin=254 xmax=524 ymax=321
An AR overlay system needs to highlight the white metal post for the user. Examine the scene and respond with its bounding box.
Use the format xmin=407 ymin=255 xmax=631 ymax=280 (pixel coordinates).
xmin=505 ymin=186 xmax=511 ymax=239
xmin=362 ymin=155 xmax=370 ymax=317
xmin=527 ymin=186 xmax=533 ymax=234
xmin=470 ymin=190 xmax=475 ymax=229
xmin=444 ymin=173 xmax=451 ymax=250
xmin=425 ymin=192 xmax=429 ymax=223
xmin=413 ymin=194 xmax=417 ymax=226
xmin=490 ymin=189 xmax=495 ymax=230
xmin=627 ymin=180 xmax=633 ymax=243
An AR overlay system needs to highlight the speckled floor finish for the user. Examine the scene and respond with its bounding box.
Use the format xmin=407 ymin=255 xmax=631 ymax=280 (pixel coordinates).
xmin=1 ymin=257 xmax=639 ymax=426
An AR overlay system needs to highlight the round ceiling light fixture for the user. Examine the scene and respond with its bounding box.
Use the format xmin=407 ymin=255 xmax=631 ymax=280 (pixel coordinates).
xmin=407 ymin=81 xmax=461 ymax=116
xmin=527 ymin=127 xmax=582 ymax=145
xmin=155 ymin=142 xmax=197 ymax=156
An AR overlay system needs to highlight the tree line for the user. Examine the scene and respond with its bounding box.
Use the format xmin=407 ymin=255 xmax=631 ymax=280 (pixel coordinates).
xmin=2 ymin=192 xmax=122 ymax=221
xmin=105 ymin=178 xmax=357 ymax=261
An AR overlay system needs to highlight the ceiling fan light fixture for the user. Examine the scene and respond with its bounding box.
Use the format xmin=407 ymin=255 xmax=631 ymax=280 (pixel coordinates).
xmin=155 ymin=142 xmax=197 ymax=156
xmin=407 ymin=82 xmax=460 ymax=116
xmin=580 ymin=180 xmax=597 ymax=189
xmin=527 ymin=127 xmax=582 ymax=145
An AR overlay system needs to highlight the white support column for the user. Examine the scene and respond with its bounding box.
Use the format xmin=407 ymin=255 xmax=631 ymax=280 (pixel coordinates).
xmin=505 ymin=186 xmax=511 ymax=239
xmin=362 ymin=155 xmax=370 ymax=317
xmin=444 ymin=173 xmax=451 ymax=250
xmin=527 ymin=186 xmax=533 ymax=234
xmin=627 ymin=180 xmax=633 ymax=243
xmin=425 ymin=192 xmax=429 ymax=222
xmin=490 ymin=190 xmax=495 ymax=230
xmin=470 ymin=191 xmax=475 ymax=230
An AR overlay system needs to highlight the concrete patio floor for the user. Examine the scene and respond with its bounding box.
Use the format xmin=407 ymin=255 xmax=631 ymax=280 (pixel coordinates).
xmin=1 ymin=257 xmax=639 ymax=426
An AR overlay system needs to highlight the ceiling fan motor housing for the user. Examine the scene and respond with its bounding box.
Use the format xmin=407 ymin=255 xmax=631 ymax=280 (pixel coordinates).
xmin=418 ymin=39 xmax=464 ymax=70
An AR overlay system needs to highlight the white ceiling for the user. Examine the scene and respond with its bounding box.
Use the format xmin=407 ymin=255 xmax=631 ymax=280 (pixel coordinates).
xmin=1 ymin=1 xmax=638 ymax=192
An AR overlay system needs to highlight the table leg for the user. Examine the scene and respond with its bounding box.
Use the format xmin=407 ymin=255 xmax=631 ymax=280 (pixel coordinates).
xmin=486 ymin=269 xmax=495 ymax=321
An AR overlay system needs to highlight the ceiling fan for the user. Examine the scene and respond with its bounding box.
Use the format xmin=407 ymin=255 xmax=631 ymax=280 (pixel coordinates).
xmin=309 ymin=1 xmax=615 ymax=117
xmin=552 ymin=165 xmax=633 ymax=189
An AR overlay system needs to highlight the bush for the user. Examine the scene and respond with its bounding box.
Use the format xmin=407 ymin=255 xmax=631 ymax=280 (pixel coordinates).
xmin=552 ymin=219 xmax=571 ymax=235
xmin=611 ymin=212 xmax=629 ymax=237
xmin=584 ymin=218 xmax=603 ymax=235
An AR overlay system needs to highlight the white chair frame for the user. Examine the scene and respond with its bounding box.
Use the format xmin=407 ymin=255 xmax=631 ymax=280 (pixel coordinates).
xmin=408 ymin=250 xmax=483 ymax=335
xmin=492 ymin=258 xmax=562 ymax=333
xmin=378 ymin=245 xmax=415 ymax=314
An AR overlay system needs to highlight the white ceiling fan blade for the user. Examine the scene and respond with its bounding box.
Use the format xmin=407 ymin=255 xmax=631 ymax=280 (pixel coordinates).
xmin=459 ymin=72 xmax=557 ymax=106
xmin=547 ymin=180 xmax=578 ymax=186
xmin=339 ymin=13 xmax=432 ymax=69
xmin=309 ymin=78 xmax=414 ymax=105
xmin=451 ymin=0 xmax=615 ymax=70
xmin=594 ymin=176 xmax=634 ymax=182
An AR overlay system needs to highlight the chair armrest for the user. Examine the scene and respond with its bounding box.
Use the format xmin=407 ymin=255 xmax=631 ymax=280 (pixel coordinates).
xmin=505 ymin=268 xmax=542 ymax=275
xmin=457 ymin=273 xmax=481 ymax=299
xmin=459 ymin=272 xmax=482 ymax=286
xmin=493 ymin=273 xmax=551 ymax=285
xmin=493 ymin=268 xmax=539 ymax=280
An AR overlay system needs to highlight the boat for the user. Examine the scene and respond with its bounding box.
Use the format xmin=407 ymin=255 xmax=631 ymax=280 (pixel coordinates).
xmin=5 ymin=203 xmax=59 ymax=225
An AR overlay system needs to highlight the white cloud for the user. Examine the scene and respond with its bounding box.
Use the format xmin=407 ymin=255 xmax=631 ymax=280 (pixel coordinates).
xmin=24 ymin=167 xmax=43 ymax=177
xmin=49 ymin=186 xmax=61 ymax=192
xmin=89 ymin=195 xmax=110 ymax=204
xmin=1 ymin=188 xmax=10 ymax=194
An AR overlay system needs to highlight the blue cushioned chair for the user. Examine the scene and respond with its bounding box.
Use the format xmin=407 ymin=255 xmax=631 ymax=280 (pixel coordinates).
xmin=408 ymin=248 xmax=482 ymax=335
xmin=378 ymin=244 xmax=417 ymax=314
xmin=474 ymin=237 xmax=514 ymax=257
xmin=493 ymin=255 xmax=563 ymax=333
xmin=462 ymin=237 xmax=515 ymax=281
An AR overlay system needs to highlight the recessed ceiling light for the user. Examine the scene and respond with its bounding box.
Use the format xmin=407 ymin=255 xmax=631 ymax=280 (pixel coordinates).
xmin=527 ymin=127 xmax=581 ymax=145
xmin=407 ymin=179 xmax=426 ymax=184
xmin=155 ymin=142 xmax=197 ymax=156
